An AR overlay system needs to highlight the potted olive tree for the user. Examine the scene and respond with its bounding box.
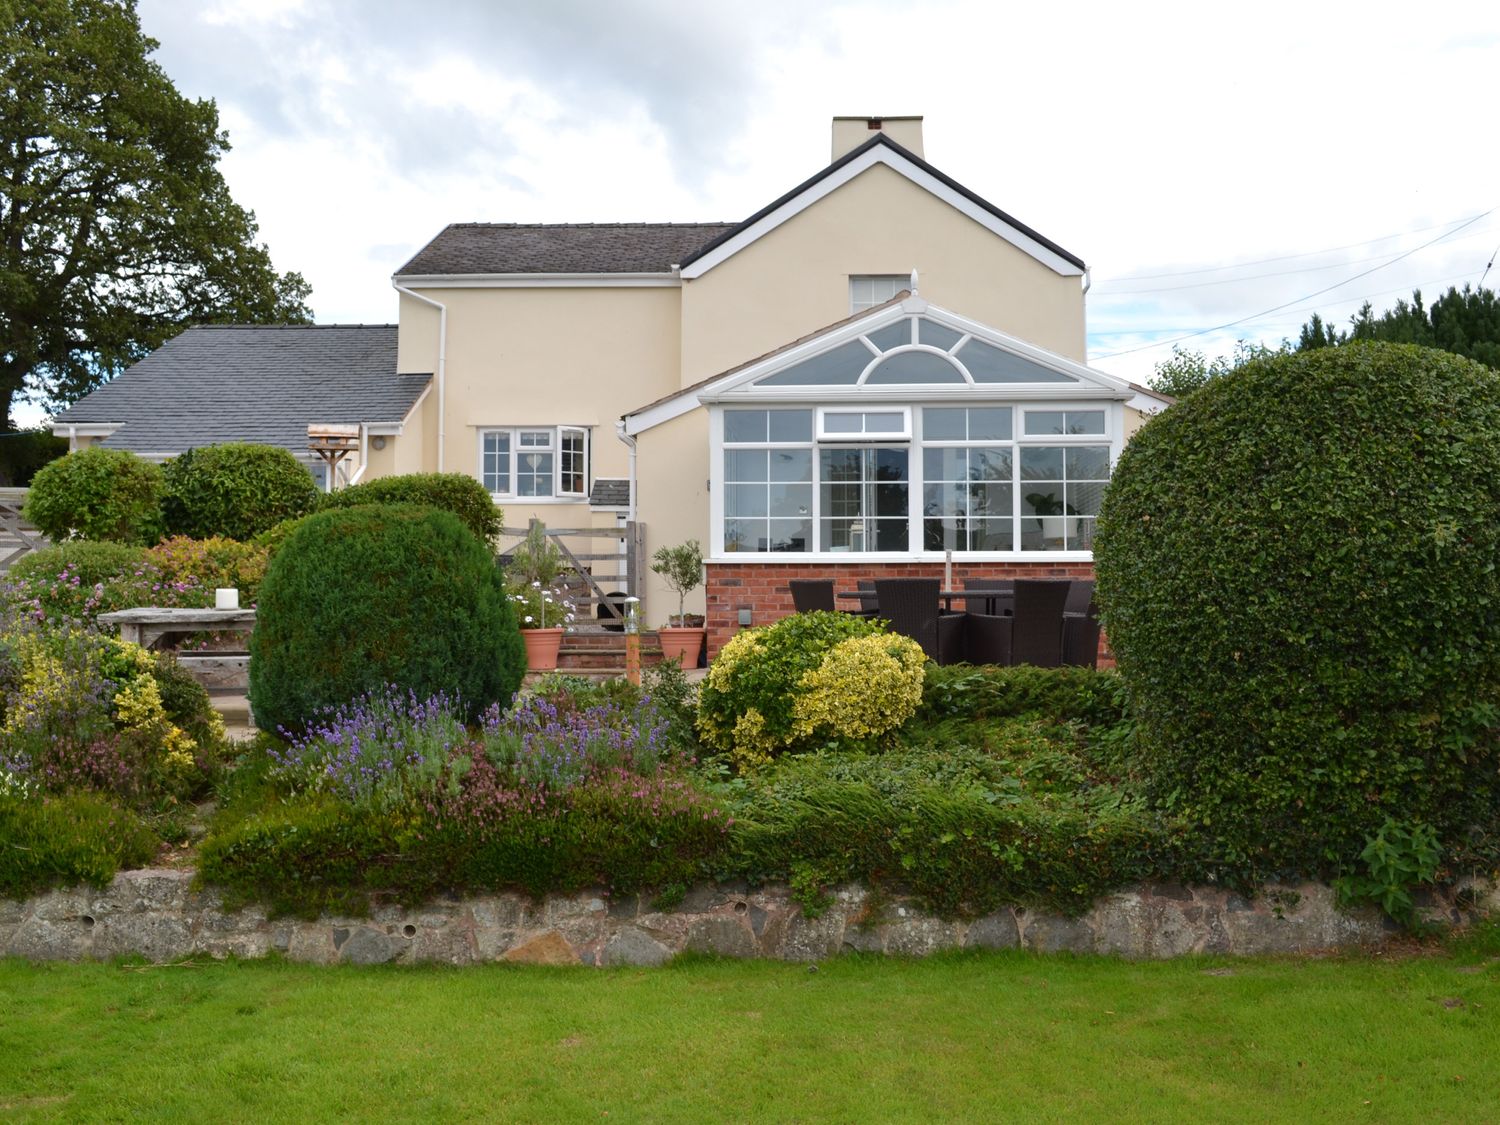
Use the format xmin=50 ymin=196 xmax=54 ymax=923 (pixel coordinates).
xmin=651 ymin=538 xmax=705 ymax=668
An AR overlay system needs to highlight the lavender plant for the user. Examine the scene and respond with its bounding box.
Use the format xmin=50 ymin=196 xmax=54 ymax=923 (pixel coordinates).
xmin=269 ymin=686 xmax=473 ymax=811
xmin=479 ymin=692 xmax=675 ymax=792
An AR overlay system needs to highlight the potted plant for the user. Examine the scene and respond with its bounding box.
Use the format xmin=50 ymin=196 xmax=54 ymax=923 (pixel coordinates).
xmin=505 ymin=522 xmax=574 ymax=670
xmin=651 ymin=538 xmax=705 ymax=668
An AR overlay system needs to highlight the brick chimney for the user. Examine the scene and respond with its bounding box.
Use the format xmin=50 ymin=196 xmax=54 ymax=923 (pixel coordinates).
xmin=831 ymin=116 xmax=924 ymax=162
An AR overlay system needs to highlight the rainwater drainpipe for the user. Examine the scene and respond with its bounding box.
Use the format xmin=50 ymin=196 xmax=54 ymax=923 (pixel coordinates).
xmin=613 ymin=419 xmax=638 ymax=524
xmin=393 ymin=283 xmax=447 ymax=472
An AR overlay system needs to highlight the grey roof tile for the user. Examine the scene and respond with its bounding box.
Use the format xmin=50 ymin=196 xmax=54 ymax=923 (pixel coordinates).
xmin=588 ymin=478 xmax=631 ymax=507
xmin=53 ymin=325 xmax=428 ymax=457
xmin=395 ymin=223 xmax=737 ymax=276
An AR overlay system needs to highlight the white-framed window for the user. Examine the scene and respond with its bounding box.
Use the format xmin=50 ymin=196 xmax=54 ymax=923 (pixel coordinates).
xmin=718 ymin=403 xmax=1114 ymax=556
xmin=849 ymin=274 xmax=909 ymax=313
xmin=479 ymin=426 xmax=588 ymax=499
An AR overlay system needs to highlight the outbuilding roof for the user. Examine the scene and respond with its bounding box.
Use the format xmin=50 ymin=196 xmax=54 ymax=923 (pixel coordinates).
xmin=52 ymin=325 xmax=429 ymax=457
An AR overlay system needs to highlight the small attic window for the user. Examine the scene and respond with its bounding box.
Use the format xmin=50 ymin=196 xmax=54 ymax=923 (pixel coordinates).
xmin=867 ymin=118 xmax=883 ymax=130
xmin=850 ymin=275 xmax=906 ymax=313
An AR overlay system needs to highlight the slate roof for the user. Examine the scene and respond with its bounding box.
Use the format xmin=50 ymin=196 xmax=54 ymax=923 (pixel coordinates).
xmin=587 ymin=478 xmax=631 ymax=508
xmin=396 ymin=223 xmax=738 ymax=276
xmin=53 ymin=325 xmax=428 ymax=457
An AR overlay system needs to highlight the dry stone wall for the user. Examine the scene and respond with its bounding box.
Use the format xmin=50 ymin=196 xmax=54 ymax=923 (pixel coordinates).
xmin=3 ymin=871 xmax=1494 ymax=966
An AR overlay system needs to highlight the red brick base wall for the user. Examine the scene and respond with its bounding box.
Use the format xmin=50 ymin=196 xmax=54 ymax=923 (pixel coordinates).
xmin=705 ymin=560 xmax=1109 ymax=666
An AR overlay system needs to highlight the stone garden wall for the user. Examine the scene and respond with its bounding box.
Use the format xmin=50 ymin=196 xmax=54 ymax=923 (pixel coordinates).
xmin=5 ymin=872 xmax=1496 ymax=966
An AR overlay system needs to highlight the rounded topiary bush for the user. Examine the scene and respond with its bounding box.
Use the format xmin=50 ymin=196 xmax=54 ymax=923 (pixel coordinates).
xmin=1095 ymin=342 xmax=1500 ymax=880
xmin=249 ymin=504 xmax=525 ymax=733
xmin=161 ymin=443 xmax=318 ymax=542
xmin=318 ymin=472 xmax=502 ymax=546
xmin=697 ymin=611 xmax=926 ymax=768
xmin=23 ymin=447 xmax=163 ymax=544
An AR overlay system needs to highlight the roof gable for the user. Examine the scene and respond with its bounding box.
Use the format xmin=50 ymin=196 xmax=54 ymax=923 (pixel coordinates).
xmin=625 ymin=295 xmax=1157 ymax=435
xmin=677 ymin=134 xmax=1086 ymax=281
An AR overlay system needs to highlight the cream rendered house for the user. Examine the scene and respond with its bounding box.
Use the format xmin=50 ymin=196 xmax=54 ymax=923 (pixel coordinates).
xmin=390 ymin=117 xmax=1164 ymax=652
xmin=56 ymin=116 xmax=1166 ymax=653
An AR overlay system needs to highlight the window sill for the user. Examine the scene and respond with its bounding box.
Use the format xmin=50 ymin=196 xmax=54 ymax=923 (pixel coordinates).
xmin=708 ymin=551 xmax=1095 ymax=564
xmin=488 ymin=495 xmax=589 ymax=505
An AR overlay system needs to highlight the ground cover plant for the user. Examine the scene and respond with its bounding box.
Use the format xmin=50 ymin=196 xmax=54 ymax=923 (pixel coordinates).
xmin=1096 ymin=342 xmax=1500 ymax=887
xmin=1 ymin=946 xmax=1496 ymax=1121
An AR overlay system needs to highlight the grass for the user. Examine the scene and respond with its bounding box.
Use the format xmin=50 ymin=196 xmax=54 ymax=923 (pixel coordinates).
xmin=2 ymin=944 xmax=1498 ymax=1122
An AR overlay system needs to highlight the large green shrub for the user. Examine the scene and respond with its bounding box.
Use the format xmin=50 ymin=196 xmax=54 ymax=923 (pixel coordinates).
xmin=161 ymin=443 xmax=318 ymax=541
xmin=697 ymin=611 xmax=926 ymax=768
xmin=248 ymin=505 xmax=525 ymax=733
xmin=23 ymin=447 xmax=163 ymax=544
xmin=1095 ymin=342 xmax=1500 ymax=881
xmin=319 ymin=473 xmax=501 ymax=547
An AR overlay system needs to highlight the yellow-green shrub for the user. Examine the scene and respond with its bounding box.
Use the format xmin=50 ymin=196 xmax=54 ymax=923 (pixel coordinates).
xmin=697 ymin=611 xmax=925 ymax=769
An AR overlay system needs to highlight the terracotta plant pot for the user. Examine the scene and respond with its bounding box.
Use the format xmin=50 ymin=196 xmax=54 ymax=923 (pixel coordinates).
xmin=520 ymin=627 xmax=565 ymax=670
xmin=657 ymin=625 xmax=705 ymax=668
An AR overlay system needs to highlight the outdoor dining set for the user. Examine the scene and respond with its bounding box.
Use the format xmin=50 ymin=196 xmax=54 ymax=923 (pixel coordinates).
xmin=787 ymin=577 xmax=1100 ymax=668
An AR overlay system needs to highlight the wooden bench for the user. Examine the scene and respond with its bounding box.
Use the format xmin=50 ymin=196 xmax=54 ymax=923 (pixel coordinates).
xmin=97 ymin=607 xmax=256 ymax=690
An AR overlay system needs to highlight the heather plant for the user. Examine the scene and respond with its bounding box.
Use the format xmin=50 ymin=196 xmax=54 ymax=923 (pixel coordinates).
xmin=268 ymin=687 xmax=471 ymax=812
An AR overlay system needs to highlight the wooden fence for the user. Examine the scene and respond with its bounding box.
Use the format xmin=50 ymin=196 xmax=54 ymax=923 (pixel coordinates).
xmin=497 ymin=520 xmax=645 ymax=626
xmin=0 ymin=487 xmax=46 ymax=573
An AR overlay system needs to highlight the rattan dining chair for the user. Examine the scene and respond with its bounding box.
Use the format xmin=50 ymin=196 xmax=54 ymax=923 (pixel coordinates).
xmin=873 ymin=578 xmax=965 ymax=664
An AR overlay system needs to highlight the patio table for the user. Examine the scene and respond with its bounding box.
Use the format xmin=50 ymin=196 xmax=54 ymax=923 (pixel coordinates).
xmin=97 ymin=606 xmax=256 ymax=690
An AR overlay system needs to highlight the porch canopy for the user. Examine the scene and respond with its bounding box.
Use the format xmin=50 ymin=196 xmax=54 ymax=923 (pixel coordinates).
xmin=625 ymin=293 xmax=1162 ymax=562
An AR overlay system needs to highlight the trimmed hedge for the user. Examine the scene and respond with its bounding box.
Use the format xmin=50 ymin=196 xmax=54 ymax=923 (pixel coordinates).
xmin=161 ymin=443 xmax=318 ymax=541
xmin=1095 ymin=342 xmax=1500 ymax=880
xmin=319 ymin=473 xmax=501 ymax=547
xmin=23 ymin=447 xmax=163 ymax=544
xmin=248 ymin=505 xmax=525 ymax=733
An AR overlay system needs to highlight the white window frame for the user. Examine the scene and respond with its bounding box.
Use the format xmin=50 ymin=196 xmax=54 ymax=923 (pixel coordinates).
xmin=815 ymin=405 xmax=912 ymax=442
xmin=711 ymin=402 xmax=1122 ymax=561
xmin=478 ymin=425 xmax=589 ymax=501
xmin=849 ymin=275 xmax=909 ymax=313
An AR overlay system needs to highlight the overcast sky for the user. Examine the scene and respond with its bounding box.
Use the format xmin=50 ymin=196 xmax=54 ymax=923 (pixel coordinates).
xmin=133 ymin=0 xmax=1500 ymax=388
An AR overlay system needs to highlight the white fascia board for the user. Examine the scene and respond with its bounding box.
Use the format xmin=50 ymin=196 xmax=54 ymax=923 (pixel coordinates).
xmin=363 ymin=422 xmax=405 ymax=437
xmin=392 ymin=272 xmax=679 ymax=289
xmin=678 ymin=147 xmax=1085 ymax=280
xmin=51 ymin=422 xmax=121 ymax=438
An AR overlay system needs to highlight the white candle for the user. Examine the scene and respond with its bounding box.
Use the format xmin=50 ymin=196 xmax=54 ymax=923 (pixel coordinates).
xmin=215 ymin=588 xmax=239 ymax=610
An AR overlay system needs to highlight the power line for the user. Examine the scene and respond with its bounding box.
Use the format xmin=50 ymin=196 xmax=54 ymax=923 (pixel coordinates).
xmin=1093 ymin=211 xmax=1495 ymax=283
xmin=1091 ymin=210 xmax=1496 ymax=360
xmin=1094 ymin=227 xmax=1496 ymax=296
xmin=1086 ymin=270 xmax=1484 ymax=338
xmin=1481 ymin=238 xmax=1500 ymax=289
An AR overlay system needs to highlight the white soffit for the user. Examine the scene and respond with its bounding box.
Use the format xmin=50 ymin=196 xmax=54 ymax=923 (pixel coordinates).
xmin=678 ymin=147 xmax=1086 ymax=281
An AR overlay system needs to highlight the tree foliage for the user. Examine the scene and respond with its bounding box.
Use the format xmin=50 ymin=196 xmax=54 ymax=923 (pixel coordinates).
xmin=1296 ymin=285 xmax=1500 ymax=369
xmin=1148 ymin=341 xmax=1282 ymax=398
xmin=0 ymin=0 xmax=312 ymax=429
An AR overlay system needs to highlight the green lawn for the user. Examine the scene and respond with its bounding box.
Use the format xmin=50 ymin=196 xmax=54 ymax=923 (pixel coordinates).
xmin=2 ymin=947 xmax=1497 ymax=1122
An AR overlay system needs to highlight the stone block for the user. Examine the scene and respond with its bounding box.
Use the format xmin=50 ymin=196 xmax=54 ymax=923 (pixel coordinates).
xmin=601 ymin=927 xmax=673 ymax=967
xmin=780 ymin=910 xmax=843 ymax=962
xmin=684 ymin=917 xmax=757 ymax=958
xmin=30 ymin=888 xmax=95 ymax=922
xmin=93 ymin=914 xmax=193 ymax=961
xmin=117 ymin=869 xmax=190 ymax=912
xmin=964 ymin=912 xmax=1020 ymax=950
xmin=9 ymin=918 xmax=91 ymax=961
xmin=1023 ymin=913 xmax=1094 ymax=955
xmin=0 ymin=898 xmax=25 ymax=925
xmin=470 ymin=895 xmax=523 ymax=931
xmin=606 ymin=893 xmax=640 ymax=920
xmin=339 ymin=926 xmax=402 ymax=965
xmin=412 ymin=924 xmax=477 ymax=965
xmin=1090 ymin=894 xmax=1151 ymax=958
xmin=286 ymin=924 xmax=337 ymax=964
xmin=503 ymin=930 xmax=580 ymax=965
xmin=199 ymin=932 xmax=273 ymax=960
xmin=885 ymin=917 xmax=959 ymax=957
